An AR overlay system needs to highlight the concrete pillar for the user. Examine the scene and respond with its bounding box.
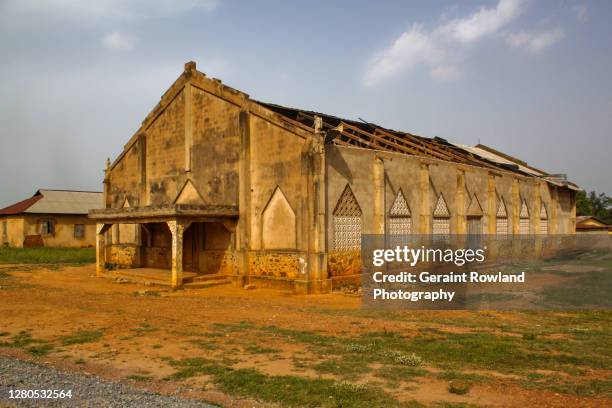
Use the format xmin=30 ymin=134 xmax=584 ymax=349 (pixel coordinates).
xmin=456 ymin=169 xmax=467 ymax=234
xmin=372 ymin=156 xmax=385 ymax=234
xmin=533 ymin=182 xmax=542 ymax=235
xmin=167 ymin=220 xmax=190 ymax=289
xmin=236 ymin=110 xmax=251 ymax=285
xmin=511 ymin=178 xmax=520 ymax=235
xmin=96 ymin=223 xmax=111 ymax=277
xmin=487 ymin=173 xmax=496 ymax=234
xmin=419 ymin=162 xmax=430 ymax=234
xmin=550 ymin=186 xmax=559 ymax=234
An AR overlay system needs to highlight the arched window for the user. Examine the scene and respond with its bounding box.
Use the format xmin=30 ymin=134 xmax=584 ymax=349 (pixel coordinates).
xmin=388 ymin=190 xmax=411 ymax=235
xmin=496 ymin=197 xmax=509 ymax=235
xmin=432 ymin=194 xmax=450 ymax=235
xmin=540 ymin=204 xmax=548 ymax=234
xmin=519 ymin=199 xmax=530 ymax=235
xmin=333 ymin=185 xmax=362 ymax=251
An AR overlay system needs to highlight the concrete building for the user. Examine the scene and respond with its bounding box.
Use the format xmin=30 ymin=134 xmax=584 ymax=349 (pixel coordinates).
xmin=576 ymin=216 xmax=611 ymax=234
xmin=1 ymin=190 xmax=103 ymax=248
xmin=90 ymin=61 xmax=579 ymax=292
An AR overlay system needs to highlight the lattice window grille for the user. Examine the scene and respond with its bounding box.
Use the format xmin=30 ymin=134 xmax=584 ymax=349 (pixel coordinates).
xmin=433 ymin=194 xmax=450 ymax=217
xmin=389 ymin=217 xmax=412 ymax=235
xmin=433 ymin=218 xmax=450 ymax=235
xmin=333 ymin=185 xmax=362 ymax=251
xmin=496 ymin=218 xmax=509 ymax=235
xmin=333 ymin=217 xmax=362 ymax=251
xmin=540 ymin=219 xmax=548 ymax=235
xmin=539 ymin=204 xmax=548 ymax=235
xmin=388 ymin=191 xmax=411 ymax=236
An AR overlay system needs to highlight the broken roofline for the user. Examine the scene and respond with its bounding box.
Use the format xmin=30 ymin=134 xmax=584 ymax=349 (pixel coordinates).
xmin=108 ymin=60 xmax=577 ymax=189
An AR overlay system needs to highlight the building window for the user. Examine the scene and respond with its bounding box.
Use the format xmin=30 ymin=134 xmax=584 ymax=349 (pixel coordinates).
xmin=519 ymin=199 xmax=530 ymax=234
xmin=333 ymin=185 xmax=362 ymax=251
xmin=467 ymin=217 xmax=482 ymax=235
xmin=540 ymin=204 xmax=548 ymax=234
xmin=388 ymin=190 xmax=411 ymax=236
xmin=74 ymin=224 xmax=85 ymax=239
xmin=496 ymin=198 xmax=508 ymax=235
xmin=40 ymin=220 xmax=54 ymax=235
xmin=432 ymin=194 xmax=450 ymax=235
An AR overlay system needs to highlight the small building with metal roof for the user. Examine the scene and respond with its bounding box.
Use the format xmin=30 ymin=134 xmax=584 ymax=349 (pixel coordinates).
xmin=0 ymin=189 xmax=103 ymax=248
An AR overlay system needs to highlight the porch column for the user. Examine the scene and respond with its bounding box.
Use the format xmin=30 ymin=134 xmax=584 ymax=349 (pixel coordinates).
xmin=167 ymin=220 xmax=191 ymax=289
xmin=96 ymin=223 xmax=111 ymax=277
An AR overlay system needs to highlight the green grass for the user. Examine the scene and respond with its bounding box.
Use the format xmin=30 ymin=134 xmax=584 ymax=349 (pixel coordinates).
xmin=448 ymin=380 xmax=472 ymax=395
xmin=168 ymin=358 xmax=400 ymax=407
xmin=0 ymin=247 xmax=95 ymax=265
xmin=0 ymin=330 xmax=54 ymax=356
xmin=60 ymin=330 xmax=104 ymax=346
xmin=521 ymin=372 xmax=612 ymax=397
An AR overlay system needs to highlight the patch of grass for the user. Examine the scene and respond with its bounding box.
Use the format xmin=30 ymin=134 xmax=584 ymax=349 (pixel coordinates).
xmin=520 ymin=373 xmax=612 ymax=397
xmin=27 ymin=343 xmax=54 ymax=356
xmin=0 ymin=247 xmax=95 ymax=264
xmin=374 ymin=365 xmax=427 ymax=382
xmin=540 ymin=271 xmax=612 ymax=308
xmin=60 ymin=330 xmax=104 ymax=346
xmin=313 ymin=357 xmax=373 ymax=380
xmin=1 ymin=330 xmax=53 ymax=356
xmin=74 ymin=358 xmax=85 ymax=365
xmin=448 ymin=380 xmax=472 ymax=395
xmin=168 ymin=358 xmax=400 ymax=407
xmin=244 ymin=344 xmax=281 ymax=354
xmin=437 ymin=371 xmax=487 ymax=383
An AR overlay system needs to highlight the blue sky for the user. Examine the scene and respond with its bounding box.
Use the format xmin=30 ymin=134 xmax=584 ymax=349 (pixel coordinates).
xmin=0 ymin=0 xmax=610 ymax=207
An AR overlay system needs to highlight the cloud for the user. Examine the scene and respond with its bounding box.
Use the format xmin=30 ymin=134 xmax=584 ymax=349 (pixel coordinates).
xmin=506 ymin=28 xmax=564 ymax=54
xmin=438 ymin=0 xmax=526 ymax=44
xmin=1 ymin=0 xmax=220 ymax=23
xmin=102 ymin=31 xmax=135 ymax=50
xmin=573 ymin=4 xmax=588 ymax=23
xmin=364 ymin=0 xmax=527 ymax=86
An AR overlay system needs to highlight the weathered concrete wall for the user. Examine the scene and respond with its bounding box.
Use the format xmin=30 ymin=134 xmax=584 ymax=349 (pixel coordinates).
xmin=18 ymin=215 xmax=96 ymax=248
xmin=109 ymin=142 xmax=141 ymax=208
xmin=325 ymin=145 xmax=576 ymax=278
xmin=0 ymin=216 xmax=24 ymax=247
xmin=248 ymin=114 xmax=306 ymax=252
xmin=191 ymin=85 xmax=240 ymax=206
xmin=248 ymin=250 xmax=306 ymax=279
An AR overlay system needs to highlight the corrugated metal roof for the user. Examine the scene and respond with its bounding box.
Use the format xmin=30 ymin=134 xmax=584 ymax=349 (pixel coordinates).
xmin=448 ymin=142 xmax=547 ymax=177
xmin=0 ymin=190 xmax=103 ymax=215
xmin=0 ymin=195 xmax=43 ymax=215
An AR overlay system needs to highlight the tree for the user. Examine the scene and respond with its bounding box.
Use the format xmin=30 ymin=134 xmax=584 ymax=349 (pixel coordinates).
xmin=577 ymin=190 xmax=612 ymax=224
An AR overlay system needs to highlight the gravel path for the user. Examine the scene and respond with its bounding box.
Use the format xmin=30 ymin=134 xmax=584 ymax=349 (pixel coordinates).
xmin=0 ymin=357 xmax=216 ymax=407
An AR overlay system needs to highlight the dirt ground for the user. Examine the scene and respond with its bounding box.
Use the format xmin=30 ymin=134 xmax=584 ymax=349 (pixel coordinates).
xmin=0 ymin=264 xmax=610 ymax=407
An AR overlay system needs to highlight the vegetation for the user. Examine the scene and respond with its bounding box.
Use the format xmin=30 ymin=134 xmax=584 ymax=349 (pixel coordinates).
xmin=60 ymin=330 xmax=104 ymax=346
xmin=576 ymin=190 xmax=612 ymax=223
xmin=0 ymin=247 xmax=95 ymax=265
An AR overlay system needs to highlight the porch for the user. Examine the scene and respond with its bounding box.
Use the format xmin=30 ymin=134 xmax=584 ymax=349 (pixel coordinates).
xmin=89 ymin=204 xmax=240 ymax=288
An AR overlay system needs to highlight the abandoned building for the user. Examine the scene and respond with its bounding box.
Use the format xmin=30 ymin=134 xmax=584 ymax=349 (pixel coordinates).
xmin=1 ymin=189 xmax=103 ymax=248
xmin=89 ymin=61 xmax=579 ymax=292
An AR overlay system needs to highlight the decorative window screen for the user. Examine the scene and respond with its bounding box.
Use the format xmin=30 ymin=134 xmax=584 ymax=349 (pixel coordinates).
xmin=388 ymin=190 xmax=411 ymax=235
xmin=496 ymin=198 xmax=508 ymax=235
xmin=333 ymin=185 xmax=362 ymax=251
xmin=519 ymin=200 xmax=530 ymax=234
xmin=467 ymin=217 xmax=482 ymax=235
xmin=540 ymin=205 xmax=548 ymax=234
xmin=432 ymin=194 xmax=450 ymax=235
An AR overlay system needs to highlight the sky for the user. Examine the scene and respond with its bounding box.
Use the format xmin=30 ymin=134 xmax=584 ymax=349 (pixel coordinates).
xmin=0 ymin=0 xmax=611 ymax=208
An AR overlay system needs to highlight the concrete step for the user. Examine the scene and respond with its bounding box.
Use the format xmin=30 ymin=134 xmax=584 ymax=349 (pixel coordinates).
xmin=187 ymin=273 xmax=229 ymax=282
xmin=182 ymin=279 xmax=231 ymax=289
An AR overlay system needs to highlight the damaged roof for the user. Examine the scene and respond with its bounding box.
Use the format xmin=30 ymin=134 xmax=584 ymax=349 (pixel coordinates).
xmin=256 ymin=101 xmax=579 ymax=190
xmin=0 ymin=190 xmax=103 ymax=216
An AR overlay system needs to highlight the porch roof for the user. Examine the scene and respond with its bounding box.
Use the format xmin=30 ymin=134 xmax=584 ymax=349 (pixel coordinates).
xmin=88 ymin=204 xmax=238 ymax=223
